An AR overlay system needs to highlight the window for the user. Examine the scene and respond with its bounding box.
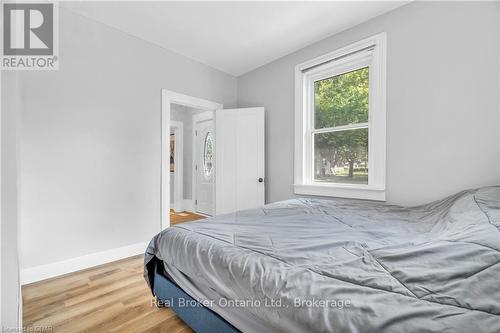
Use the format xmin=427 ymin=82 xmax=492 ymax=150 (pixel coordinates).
xmin=203 ymin=132 xmax=214 ymax=179
xmin=294 ymin=33 xmax=386 ymax=200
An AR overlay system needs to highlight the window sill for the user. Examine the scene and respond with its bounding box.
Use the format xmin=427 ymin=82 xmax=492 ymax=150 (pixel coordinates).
xmin=293 ymin=183 xmax=386 ymax=201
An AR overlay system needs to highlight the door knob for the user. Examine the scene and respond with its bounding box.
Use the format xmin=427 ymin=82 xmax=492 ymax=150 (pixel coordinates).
xmin=258 ymin=178 xmax=264 ymax=183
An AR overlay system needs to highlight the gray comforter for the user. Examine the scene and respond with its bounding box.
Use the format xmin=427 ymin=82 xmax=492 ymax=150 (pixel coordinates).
xmin=144 ymin=187 xmax=500 ymax=332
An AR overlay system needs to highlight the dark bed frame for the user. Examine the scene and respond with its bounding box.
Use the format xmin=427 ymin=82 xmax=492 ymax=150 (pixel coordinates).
xmin=152 ymin=259 xmax=241 ymax=333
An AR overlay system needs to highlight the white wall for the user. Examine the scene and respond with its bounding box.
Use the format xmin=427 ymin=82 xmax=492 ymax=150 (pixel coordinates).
xmin=18 ymin=8 xmax=236 ymax=274
xmin=1 ymin=72 xmax=21 ymax=328
xmin=237 ymin=1 xmax=500 ymax=205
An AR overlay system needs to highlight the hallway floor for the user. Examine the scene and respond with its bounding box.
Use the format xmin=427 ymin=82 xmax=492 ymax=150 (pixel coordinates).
xmin=170 ymin=210 xmax=206 ymax=226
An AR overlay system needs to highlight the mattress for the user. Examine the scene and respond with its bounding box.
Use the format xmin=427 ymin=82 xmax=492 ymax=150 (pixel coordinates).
xmin=144 ymin=187 xmax=500 ymax=332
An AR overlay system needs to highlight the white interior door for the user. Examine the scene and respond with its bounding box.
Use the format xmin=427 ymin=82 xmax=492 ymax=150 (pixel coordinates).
xmin=195 ymin=117 xmax=215 ymax=216
xmin=216 ymin=107 xmax=265 ymax=215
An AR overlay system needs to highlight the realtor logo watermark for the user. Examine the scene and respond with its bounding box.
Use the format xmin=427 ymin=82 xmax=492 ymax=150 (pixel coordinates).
xmin=1 ymin=1 xmax=59 ymax=70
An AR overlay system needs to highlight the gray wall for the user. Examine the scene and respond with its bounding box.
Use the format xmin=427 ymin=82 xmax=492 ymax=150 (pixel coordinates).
xmin=12 ymin=1 xmax=500 ymax=277
xmin=18 ymin=8 xmax=236 ymax=270
xmin=171 ymin=104 xmax=195 ymax=203
xmin=1 ymin=72 xmax=21 ymax=328
xmin=237 ymin=1 xmax=500 ymax=205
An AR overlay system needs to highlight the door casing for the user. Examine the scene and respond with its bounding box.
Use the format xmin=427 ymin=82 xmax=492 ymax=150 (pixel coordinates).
xmin=161 ymin=90 xmax=222 ymax=230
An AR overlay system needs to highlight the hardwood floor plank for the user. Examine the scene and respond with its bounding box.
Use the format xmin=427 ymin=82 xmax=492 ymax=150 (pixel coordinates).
xmin=22 ymin=256 xmax=193 ymax=333
xmin=83 ymin=302 xmax=153 ymax=333
xmin=30 ymin=283 xmax=146 ymax=328
xmin=23 ymin=276 xmax=90 ymax=301
xmin=64 ymin=275 xmax=143 ymax=307
xmin=142 ymin=315 xmax=188 ymax=333
xmin=54 ymin=302 xmax=125 ymax=333
xmin=108 ymin=308 xmax=177 ymax=333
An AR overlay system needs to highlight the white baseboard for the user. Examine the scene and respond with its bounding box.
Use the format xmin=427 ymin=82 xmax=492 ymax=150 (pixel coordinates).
xmin=21 ymin=241 xmax=149 ymax=285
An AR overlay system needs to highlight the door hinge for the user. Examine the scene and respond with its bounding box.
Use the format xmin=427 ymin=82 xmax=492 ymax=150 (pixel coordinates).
xmin=195 ymin=199 xmax=198 ymax=205
xmin=195 ymin=130 xmax=198 ymax=136
xmin=195 ymin=165 xmax=198 ymax=171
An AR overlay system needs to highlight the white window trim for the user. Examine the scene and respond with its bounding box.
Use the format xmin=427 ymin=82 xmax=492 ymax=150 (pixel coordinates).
xmin=294 ymin=33 xmax=387 ymax=201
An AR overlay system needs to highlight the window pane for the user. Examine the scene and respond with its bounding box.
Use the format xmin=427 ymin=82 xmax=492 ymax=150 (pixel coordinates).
xmin=203 ymin=132 xmax=214 ymax=179
xmin=314 ymin=128 xmax=368 ymax=184
xmin=314 ymin=67 xmax=369 ymax=129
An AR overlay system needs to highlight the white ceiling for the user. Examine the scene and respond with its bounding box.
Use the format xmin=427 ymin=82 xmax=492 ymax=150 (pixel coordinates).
xmin=62 ymin=1 xmax=409 ymax=76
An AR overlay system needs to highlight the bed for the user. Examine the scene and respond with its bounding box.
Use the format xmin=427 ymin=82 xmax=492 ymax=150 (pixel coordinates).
xmin=144 ymin=187 xmax=500 ymax=332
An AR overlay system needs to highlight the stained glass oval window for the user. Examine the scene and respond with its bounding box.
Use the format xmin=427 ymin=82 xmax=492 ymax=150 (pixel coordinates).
xmin=203 ymin=132 xmax=214 ymax=179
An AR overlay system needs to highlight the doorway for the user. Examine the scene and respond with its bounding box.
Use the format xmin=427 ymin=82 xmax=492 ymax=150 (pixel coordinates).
xmin=161 ymin=90 xmax=222 ymax=230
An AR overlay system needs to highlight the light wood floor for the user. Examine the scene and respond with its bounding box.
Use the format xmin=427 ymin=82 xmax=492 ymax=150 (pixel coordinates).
xmin=170 ymin=210 xmax=206 ymax=226
xmin=22 ymin=255 xmax=193 ymax=333
xmin=22 ymin=213 xmax=205 ymax=332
